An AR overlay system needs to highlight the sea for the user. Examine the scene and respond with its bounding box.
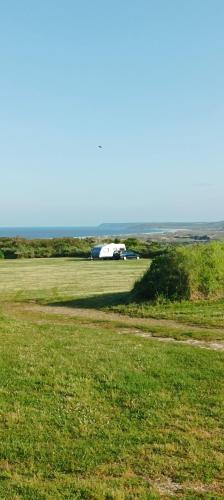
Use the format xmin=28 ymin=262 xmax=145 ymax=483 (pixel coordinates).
xmin=0 ymin=226 xmax=165 ymax=239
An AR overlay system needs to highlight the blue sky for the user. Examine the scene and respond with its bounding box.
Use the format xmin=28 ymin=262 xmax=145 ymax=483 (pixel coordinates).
xmin=1 ymin=0 xmax=224 ymax=225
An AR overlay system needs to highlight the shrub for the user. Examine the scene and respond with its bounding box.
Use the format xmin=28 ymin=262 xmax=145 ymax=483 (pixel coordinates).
xmin=133 ymin=242 xmax=224 ymax=302
xmin=2 ymin=248 xmax=18 ymax=259
xmin=0 ymin=237 xmax=92 ymax=259
xmin=0 ymin=250 xmax=4 ymax=259
xmin=124 ymin=238 xmax=167 ymax=258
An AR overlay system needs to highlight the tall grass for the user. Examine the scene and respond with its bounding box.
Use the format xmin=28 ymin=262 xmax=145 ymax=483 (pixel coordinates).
xmin=133 ymin=242 xmax=224 ymax=301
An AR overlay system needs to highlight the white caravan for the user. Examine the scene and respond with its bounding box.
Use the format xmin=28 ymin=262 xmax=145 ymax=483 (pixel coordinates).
xmin=91 ymin=243 xmax=126 ymax=259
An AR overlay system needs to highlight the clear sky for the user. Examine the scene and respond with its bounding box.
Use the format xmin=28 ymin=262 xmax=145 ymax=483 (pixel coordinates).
xmin=1 ymin=0 xmax=224 ymax=225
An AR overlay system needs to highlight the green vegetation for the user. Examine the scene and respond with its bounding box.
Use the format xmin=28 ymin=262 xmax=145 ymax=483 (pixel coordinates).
xmin=110 ymin=297 xmax=224 ymax=329
xmin=0 ymin=257 xmax=148 ymax=303
xmin=0 ymin=304 xmax=224 ymax=498
xmin=0 ymin=257 xmax=224 ymax=497
xmin=1 ymin=256 xmax=224 ymax=330
xmin=133 ymin=242 xmax=224 ymax=302
xmin=123 ymin=238 xmax=167 ymax=258
xmin=0 ymin=236 xmax=167 ymax=260
xmin=0 ymin=237 xmax=94 ymax=259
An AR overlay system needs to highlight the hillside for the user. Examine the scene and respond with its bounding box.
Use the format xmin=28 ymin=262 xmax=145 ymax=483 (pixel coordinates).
xmin=99 ymin=221 xmax=224 ymax=232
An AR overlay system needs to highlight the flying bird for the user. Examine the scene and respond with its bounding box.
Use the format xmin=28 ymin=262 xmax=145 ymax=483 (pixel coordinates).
xmin=98 ymin=145 xmax=103 ymax=149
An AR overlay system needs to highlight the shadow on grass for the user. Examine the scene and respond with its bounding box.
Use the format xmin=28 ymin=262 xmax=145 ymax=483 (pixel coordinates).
xmin=48 ymin=291 xmax=130 ymax=310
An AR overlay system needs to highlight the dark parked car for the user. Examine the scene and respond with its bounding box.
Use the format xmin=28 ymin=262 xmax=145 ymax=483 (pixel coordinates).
xmin=118 ymin=250 xmax=140 ymax=260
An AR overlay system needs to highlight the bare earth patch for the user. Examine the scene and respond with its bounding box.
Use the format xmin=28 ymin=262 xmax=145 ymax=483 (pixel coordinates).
xmin=118 ymin=329 xmax=224 ymax=351
xmin=153 ymin=477 xmax=224 ymax=496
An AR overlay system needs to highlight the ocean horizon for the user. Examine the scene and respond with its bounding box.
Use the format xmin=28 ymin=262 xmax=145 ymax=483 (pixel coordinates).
xmin=0 ymin=226 xmax=166 ymax=239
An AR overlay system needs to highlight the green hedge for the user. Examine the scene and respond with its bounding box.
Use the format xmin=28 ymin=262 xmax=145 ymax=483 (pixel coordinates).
xmin=0 ymin=237 xmax=167 ymax=260
xmin=133 ymin=242 xmax=224 ymax=301
xmin=0 ymin=238 xmax=93 ymax=259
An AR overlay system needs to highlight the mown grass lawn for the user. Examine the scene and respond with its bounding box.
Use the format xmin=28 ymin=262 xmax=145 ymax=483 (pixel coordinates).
xmin=0 ymin=257 xmax=148 ymax=303
xmin=0 ymin=258 xmax=224 ymax=497
xmin=1 ymin=257 xmax=224 ymax=329
xmin=0 ymin=308 xmax=224 ymax=498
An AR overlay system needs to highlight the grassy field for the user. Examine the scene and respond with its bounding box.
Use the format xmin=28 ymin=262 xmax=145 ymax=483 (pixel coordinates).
xmin=1 ymin=257 xmax=224 ymax=329
xmin=110 ymin=298 xmax=224 ymax=329
xmin=0 ymin=258 xmax=224 ymax=498
xmin=0 ymin=257 xmax=148 ymax=303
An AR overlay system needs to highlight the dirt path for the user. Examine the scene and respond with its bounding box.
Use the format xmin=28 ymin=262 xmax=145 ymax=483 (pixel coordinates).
xmin=123 ymin=330 xmax=224 ymax=351
xmin=21 ymin=303 xmax=224 ymax=332
xmin=18 ymin=303 xmax=224 ymax=352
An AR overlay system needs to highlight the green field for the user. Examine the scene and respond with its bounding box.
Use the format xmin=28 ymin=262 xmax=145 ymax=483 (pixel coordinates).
xmin=0 ymin=257 xmax=149 ymax=302
xmin=111 ymin=297 xmax=224 ymax=329
xmin=0 ymin=258 xmax=224 ymax=498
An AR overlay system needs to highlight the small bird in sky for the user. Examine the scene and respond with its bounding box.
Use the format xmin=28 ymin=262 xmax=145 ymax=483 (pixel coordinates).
xmin=98 ymin=145 xmax=103 ymax=149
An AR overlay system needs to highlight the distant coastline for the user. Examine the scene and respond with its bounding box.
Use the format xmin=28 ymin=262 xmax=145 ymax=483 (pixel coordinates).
xmin=0 ymin=221 xmax=223 ymax=240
